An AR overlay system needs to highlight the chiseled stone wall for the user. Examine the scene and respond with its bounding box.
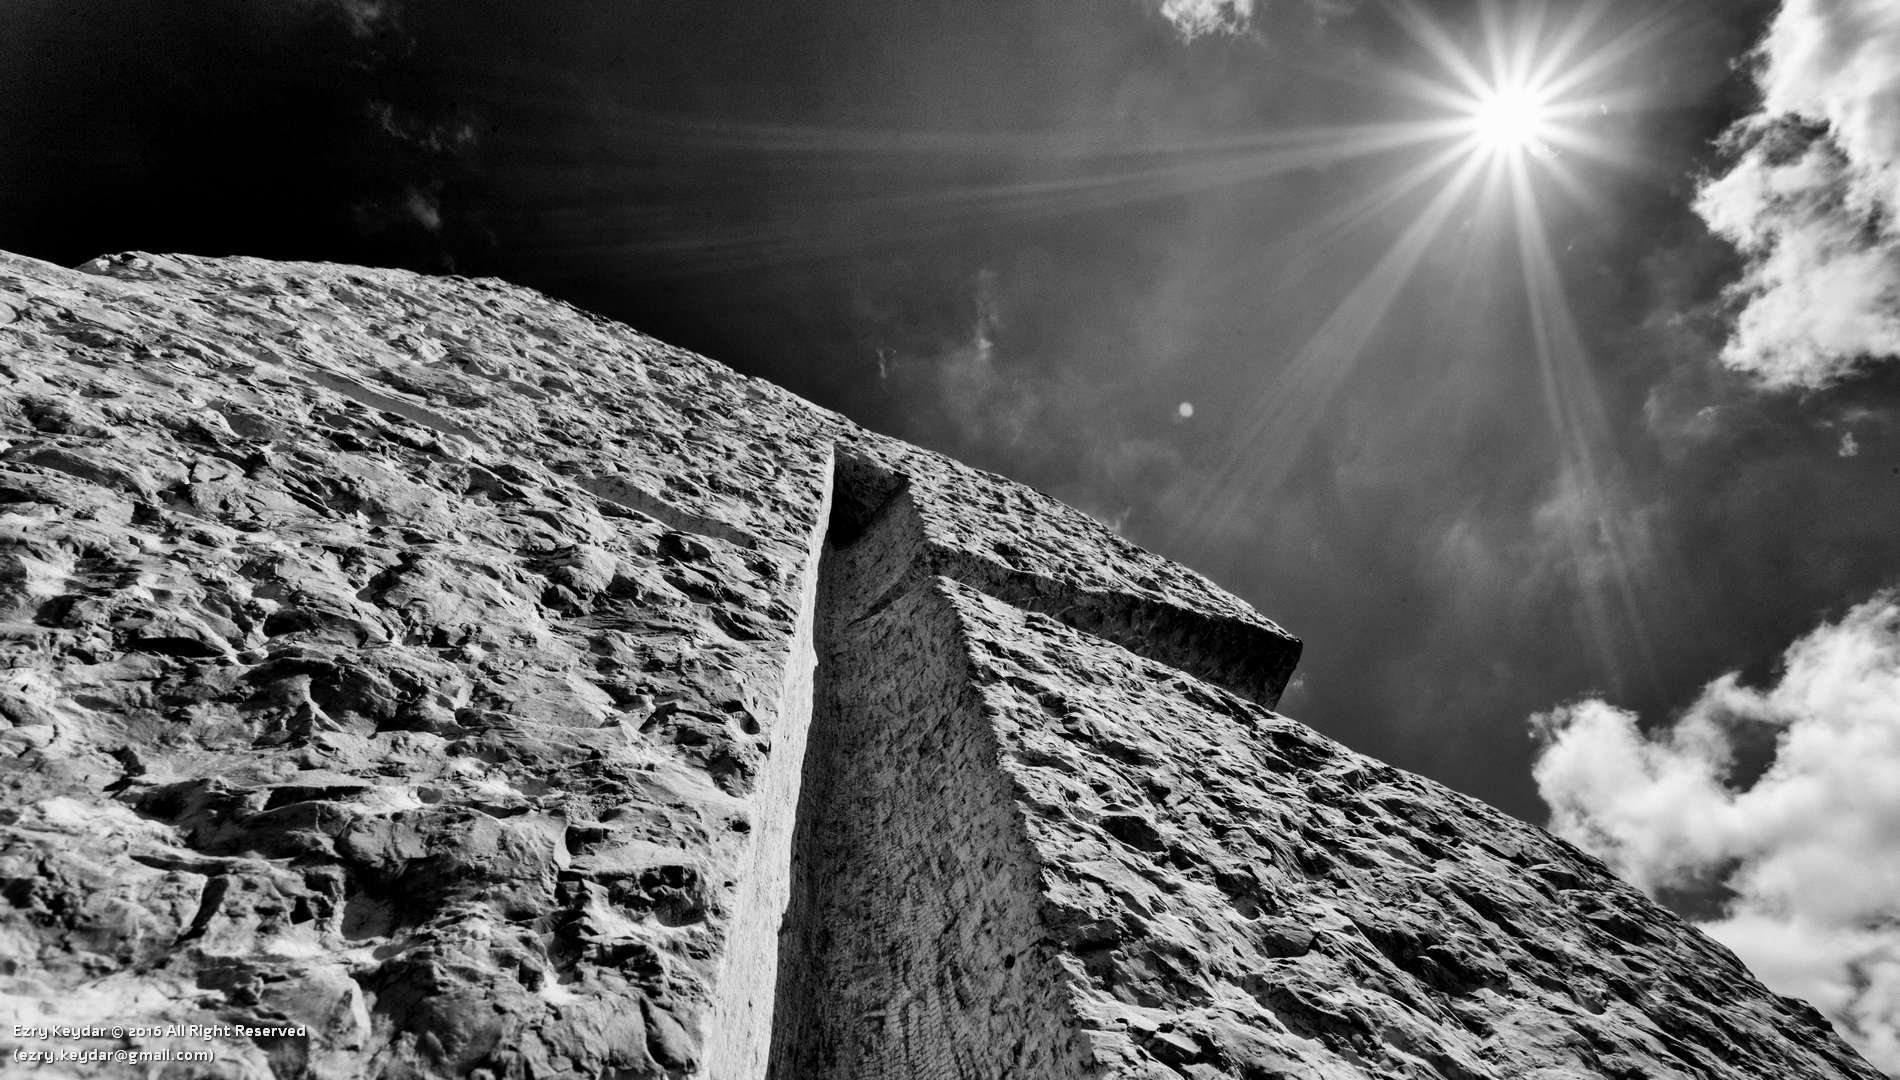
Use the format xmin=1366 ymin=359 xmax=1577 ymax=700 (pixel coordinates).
xmin=0 ymin=248 xmax=1886 ymax=1080
xmin=700 ymin=461 xmax=833 ymax=1080
xmin=946 ymin=580 xmax=1876 ymax=1080
xmin=768 ymin=496 xmax=1092 ymax=1080
xmin=0 ymin=250 xmax=841 ymax=1078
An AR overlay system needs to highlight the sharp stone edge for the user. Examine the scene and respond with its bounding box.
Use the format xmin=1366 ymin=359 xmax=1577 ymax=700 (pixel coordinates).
xmin=0 ymin=247 xmax=1877 ymax=1080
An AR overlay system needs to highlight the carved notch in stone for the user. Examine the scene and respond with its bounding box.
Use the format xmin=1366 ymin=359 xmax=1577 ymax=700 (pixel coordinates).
xmin=766 ymin=458 xmax=1094 ymax=1080
xmin=759 ymin=451 xmax=1303 ymax=1079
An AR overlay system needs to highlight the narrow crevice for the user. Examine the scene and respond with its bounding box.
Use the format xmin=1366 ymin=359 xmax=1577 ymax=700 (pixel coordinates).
xmin=762 ymin=522 xmax=850 ymax=1080
xmin=571 ymin=472 xmax=764 ymax=550
xmin=764 ymin=464 xmax=1095 ymax=1080
xmin=756 ymin=449 xmax=1300 ymax=1077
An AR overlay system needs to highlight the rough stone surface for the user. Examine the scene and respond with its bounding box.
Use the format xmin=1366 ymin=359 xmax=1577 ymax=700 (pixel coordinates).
xmin=768 ymin=475 xmax=1096 ymax=1080
xmin=0 ymin=247 xmax=1878 ymax=1079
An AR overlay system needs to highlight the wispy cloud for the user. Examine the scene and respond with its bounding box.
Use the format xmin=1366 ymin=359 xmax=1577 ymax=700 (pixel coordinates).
xmin=367 ymin=101 xmax=477 ymax=155
xmin=1532 ymin=593 xmax=1900 ymax=1073
xmin=871 ymin=265 xmax=1049 ymax=456
xmin=303 ymin=0 xmax=399 ymax=39
xmin=348 ymin=184 xmax=445 ymax=237
xmin=345 ymin=103 xmax=477 ymax=246
xmin=1695 ymin=0 xmax=1900 ymax=388
xmin=932 ymin=267 xmax=1040 ymax=449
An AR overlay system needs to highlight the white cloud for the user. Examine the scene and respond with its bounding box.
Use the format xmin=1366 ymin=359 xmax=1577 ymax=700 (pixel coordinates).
xmin=1156 ymin=0 xmax=1256 ymax=39
xmin=1532 ymin=592 xmax=1900 ymax=1074
xmin=1694 ymin=0 xmax=1900 ymax=388
xmin=402 ymin=187 xmax=443 ymax=232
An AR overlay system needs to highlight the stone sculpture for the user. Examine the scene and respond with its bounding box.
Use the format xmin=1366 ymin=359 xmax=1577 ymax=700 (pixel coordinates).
xmin=0 ymin=249 xmax=1879 ymax=1078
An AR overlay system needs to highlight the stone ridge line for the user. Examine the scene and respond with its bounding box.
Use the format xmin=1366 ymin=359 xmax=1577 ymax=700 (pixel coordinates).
xmin=832 ymin=450 xmax=1302 ymax=707
xmin=936 ymin=577 xmax=1883 ymax=1079
xmin=702 ymin=451 xmax=833 ymax=1080
xmin=757 ymin=448 xmax=1298 ymax=1078
xmin=766 ymin=452 xmax=1097 ymax=1079
xmin=61 ymin=248 xmax=1304 ymax=698
xmin=0 ymin=249 xmax=1880 ymax=1080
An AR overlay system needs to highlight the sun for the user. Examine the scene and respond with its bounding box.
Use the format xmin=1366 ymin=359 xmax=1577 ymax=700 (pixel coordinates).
xmin=1470 ymin=82 xmax=1557 ymax=158
xmin=1382 ymin=0 xmax=1665 ymax=181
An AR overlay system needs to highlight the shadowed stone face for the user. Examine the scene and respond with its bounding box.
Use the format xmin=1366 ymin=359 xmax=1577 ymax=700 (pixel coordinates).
xmin=0 ymin=248 xmax=1882 ymax=1079
xmin=766 ymin=461 xmax=1099 ymax=1080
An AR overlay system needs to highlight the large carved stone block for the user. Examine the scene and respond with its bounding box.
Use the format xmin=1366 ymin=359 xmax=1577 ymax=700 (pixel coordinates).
xmin=0 ymin=249 xmax=1877 ymax=1079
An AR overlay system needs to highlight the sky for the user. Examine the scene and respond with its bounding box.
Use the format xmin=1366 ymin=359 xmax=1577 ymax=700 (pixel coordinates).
xmin=5 ymin=0 xmax=1899 ymax=1067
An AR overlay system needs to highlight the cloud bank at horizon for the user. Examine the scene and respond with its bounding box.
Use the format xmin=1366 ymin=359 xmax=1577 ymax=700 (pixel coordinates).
xmin=1695 ymin=0 xmax=1900 ymax=388
xmin=1533 ymin=593 xmax=1900 ymax=1074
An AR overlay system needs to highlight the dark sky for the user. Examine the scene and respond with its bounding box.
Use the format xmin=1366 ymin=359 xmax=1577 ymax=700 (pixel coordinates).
xmin=8 ymin=0 xmax=1896 ymax=822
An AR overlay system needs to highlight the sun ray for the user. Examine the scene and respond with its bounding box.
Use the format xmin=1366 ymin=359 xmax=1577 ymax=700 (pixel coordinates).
xmin=541 ymin=111 xmax=1474 ymax=277
xmin=1156 ymin=0 xmax=1677 ymax=703
xmin=523 ymin=0 xmax=1681 ymax=704
xmin=533 ymin=0 xmax=1675 ymax=282
xmin=1170 ymin=148 xmax=1496 ymax=553
xmin=1537 ymin=5 xmax=1674 ymax=102
xmin=1500 ymin=136 xmax=1666 ymax=689
xmin=546 ymin=0 xmax=1678 ymax=697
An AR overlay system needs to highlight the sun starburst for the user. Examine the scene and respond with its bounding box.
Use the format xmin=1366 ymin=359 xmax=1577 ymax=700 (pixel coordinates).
xmin=1168 ymin=0 xmax=1678 ymax=681
xmin=1470 ymin=82 xmax=1558 ymax=158
xmin=1390 ymin=0 xmax=1673 ymax=192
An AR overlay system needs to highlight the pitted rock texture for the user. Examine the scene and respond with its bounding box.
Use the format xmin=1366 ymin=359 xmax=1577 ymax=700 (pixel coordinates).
xmin=945 ymin=581 xmax=1872 ymax=1080
xmin=0 ymin=247 xmax=1879 ymax=1080
xmin=0 ymin=251 xmax=834 ymax=1079
xmin=768 ymin=469 xmax=1096 ymax=1080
